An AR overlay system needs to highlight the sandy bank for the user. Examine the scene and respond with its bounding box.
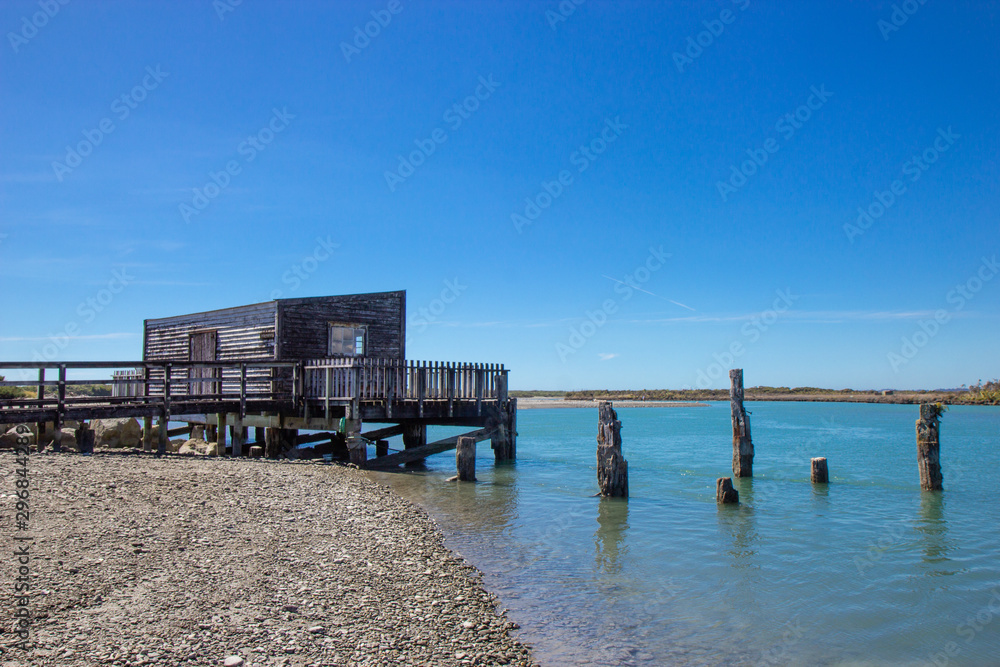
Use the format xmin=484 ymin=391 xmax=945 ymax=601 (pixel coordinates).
xmin=0 ymin=453 xmax=535 ymax=667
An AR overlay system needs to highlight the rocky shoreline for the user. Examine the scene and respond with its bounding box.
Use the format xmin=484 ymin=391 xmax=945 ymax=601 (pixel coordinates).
xmin=0 ymin=452 xmax=536 ymax=667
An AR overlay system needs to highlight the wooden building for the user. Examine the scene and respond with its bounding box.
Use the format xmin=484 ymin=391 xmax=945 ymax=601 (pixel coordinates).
xmin=143 ymin=291 xmax=407 ymax=365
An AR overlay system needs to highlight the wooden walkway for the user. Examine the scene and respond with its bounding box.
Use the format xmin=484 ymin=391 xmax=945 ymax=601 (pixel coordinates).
xmin=0 ymin=358 xmax=516 ymax=467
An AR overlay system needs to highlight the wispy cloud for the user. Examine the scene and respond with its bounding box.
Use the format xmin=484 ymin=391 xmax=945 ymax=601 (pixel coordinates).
xmin=598 ymin=352 xmax=619 ymax=361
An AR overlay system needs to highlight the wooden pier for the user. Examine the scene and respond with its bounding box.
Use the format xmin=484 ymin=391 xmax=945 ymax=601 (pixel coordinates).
xmin=0 ymin=357 xmax=516 ymax=467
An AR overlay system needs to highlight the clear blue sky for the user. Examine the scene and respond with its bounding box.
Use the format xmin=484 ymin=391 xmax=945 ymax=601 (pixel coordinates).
xmin=1 ymin=1 xmax=997 ymax=390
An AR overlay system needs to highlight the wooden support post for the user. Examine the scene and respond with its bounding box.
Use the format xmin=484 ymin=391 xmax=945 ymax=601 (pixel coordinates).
xmin=456 ymin=436 xmax=476 ymax=481
xmin=596 ymin=402 xmax=628 ymax=498
xmin=232 ymin=415 xmax=245 ymax=457
xmin=157 ymin=413 xmax=168 ymax=457
xmin=402 ymin=422 xmax=427 ymax=468
xmin=730 ymin=368 xmax=753 ymax=477
xmin=917 ymin=403 xmax=944 ymax=491
xmin=717 ymin=477 xmax=739 ymax=504
xmin=76 ymin=422 xmax=95 ymax=455
xmin=376 ymin=439 xmax=389 ymax=458
xmin=143 ymin=416 xmax=153 ymax=452
xmin=265 ymin=428 xmax=280 ymax=459
xmin=811 ymin=457 xmax=829 ymax=484
xmin=216 ymin=413 xmax=227 ymax=456
xmin=347 ymin=437 xmax=367 ymax=467
xmin=250 ymin=445 xmax=263 ymax=458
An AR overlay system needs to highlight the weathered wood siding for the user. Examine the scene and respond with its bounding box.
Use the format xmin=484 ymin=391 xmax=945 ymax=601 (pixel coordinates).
xmin=277 ymin=291 xmax=405 ymax=361
xmin=143 ymin=301 xmax=278 ymax=362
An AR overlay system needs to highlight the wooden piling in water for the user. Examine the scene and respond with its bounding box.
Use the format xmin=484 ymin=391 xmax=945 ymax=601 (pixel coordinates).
xmin=143 ymin=416 xmax=153 ymax=453
xmin=916 ymin=403 xmax=943 ymax=491
xmin=811 ymin=457 xmax=829 ymax=484
xmin=375 ymin=439 xmax=389 ymax=458
xmin=456 ymin=436 xmax=476 ymax=481
xmin=716 ymin=477 xmax=739 ymax=504
xmin=596 ymin=401 xmax=628 ymax=498
xmin=730 ymin=369 xmax=754 ymax=477
xmin=402 ymin=423 xmax=427 ymax=467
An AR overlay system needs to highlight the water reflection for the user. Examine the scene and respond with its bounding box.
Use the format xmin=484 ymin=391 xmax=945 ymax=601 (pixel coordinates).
xmin=595 ymin=497 xmax=629 ymax=574
xmin=916 ymin=492 xmax=952 ymax=571
xmin=719 ymin=477 xmax=760 ymax=572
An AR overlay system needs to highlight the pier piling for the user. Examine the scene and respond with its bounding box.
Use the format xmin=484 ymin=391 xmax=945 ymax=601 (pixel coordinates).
xmin=716 ymin=477 xmax=739 ymax=504
xmin=596 ymin=401 xmax=628 ymax=498
xmin=730 ymin=369 xmax=754 ymax=477
xmin=456 ymin=435 xmax=476 ymax=481
xmin=811 ymin=457 xmax=829 ymax=484
xmin=916 ymin=404 xmax=943 ymax=491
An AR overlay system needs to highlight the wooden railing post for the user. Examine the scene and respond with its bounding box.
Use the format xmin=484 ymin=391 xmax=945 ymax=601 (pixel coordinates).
xmin=418 ymin=362 xmax=425 ymax=418
xmin=56 ymin=364 xmax=66 ymax=431
xmin=239 ymin=363 xmax=247 ymax=420
xmin=164 ymin=364 xmax=172 ymax=417
xmin=324 ymin=366 xmax=332 ymax=421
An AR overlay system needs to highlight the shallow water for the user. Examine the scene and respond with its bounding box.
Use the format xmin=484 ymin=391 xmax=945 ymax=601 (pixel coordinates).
xmin=368 ymin=402 xmax=1000 ymax=666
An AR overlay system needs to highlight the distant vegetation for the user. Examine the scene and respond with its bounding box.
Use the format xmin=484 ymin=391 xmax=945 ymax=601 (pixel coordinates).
xmin=0 ymin=376 xmax=112 ymax=399
xmin=514 ymin=380 xmax=1000 ymax=406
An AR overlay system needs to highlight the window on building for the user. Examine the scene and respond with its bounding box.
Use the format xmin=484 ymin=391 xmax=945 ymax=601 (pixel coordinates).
xmin=328 ymin=324 xmax=366 ymax=357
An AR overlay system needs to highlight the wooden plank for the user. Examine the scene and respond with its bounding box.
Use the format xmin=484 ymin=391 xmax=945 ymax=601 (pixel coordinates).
xmin=366 ymin=428 xmax=491 ymax=468
xmin=359 ymin=424 xmax=405 ymax=441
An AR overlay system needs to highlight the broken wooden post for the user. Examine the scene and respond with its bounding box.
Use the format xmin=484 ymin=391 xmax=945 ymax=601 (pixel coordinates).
xmin=142 ymin=416 xmax=153 ymax=452
xmin=811 ymin=457 xmax=829 ymax=484
xmin=456 ymin=436 xmax=476 ymax=481
xmin=717 ymin=477 xmax=739 ymax=504
xmin=916 ymin=403 xmax=944 ymax=491
xmin=249 ymin=445 xmax=263 ymax=458
xmin=596 ymin=401 xmax=628 ymax=498
xmin=375 ymin=439 xmax=389 ymax=458
xmin=76 ymin=422 xmax=95 ymax=455
xmin=730 ymin=368 xmax=753 ymax=477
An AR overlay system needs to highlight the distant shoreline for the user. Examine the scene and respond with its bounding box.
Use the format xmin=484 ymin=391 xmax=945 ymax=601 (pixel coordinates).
xmin=513 ymin=390 xmax=999 ymax=407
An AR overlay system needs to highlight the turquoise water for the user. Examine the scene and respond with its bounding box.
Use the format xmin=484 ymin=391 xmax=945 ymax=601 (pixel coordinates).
xmin=368 ymin=402 xmax=1000 ymax=666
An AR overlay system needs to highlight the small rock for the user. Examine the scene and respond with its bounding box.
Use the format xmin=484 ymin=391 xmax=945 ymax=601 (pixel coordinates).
xmin=307 ymin=625 xmax=325 ymax=634
xmin=223 ymin=657 xmax=244 ymax=667
xmin=462 ymin=621 xmax=475 ymax=630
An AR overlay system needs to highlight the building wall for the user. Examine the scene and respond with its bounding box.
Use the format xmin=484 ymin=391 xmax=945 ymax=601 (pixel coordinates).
xmin=143 ymin=301 xmax=278 ymax=362
xmin=277 ymin=291 xmax=405 ymax=361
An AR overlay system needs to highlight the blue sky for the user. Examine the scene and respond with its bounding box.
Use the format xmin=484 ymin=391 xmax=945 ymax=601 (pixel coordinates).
xmin=1 ymin=0 xmax=997 ymax=390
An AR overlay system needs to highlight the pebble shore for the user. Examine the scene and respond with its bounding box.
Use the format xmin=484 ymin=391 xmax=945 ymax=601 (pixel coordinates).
xmin=0 ymin=452 xmax=536 ymax=667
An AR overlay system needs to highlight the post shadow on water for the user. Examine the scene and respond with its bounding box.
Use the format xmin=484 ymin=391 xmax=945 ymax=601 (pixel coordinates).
xmin=595 ymin=496 xmax=629 ymax=575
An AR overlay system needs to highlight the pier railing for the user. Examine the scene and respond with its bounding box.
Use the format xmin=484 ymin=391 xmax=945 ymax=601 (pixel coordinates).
xmin=0 ymin=358 xmax=508 ymax=425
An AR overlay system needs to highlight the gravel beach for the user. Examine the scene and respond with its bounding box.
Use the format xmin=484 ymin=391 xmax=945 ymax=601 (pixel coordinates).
xmin=0 ymin=452 xmax=536 ymax=667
